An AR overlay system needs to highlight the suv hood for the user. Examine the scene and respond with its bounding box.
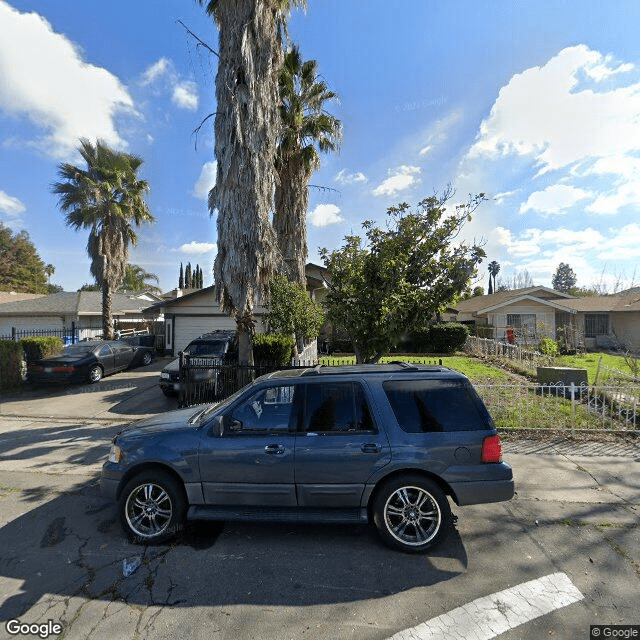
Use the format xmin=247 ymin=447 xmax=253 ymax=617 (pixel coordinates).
xmin=117 ymin=405 xmax=213 ymax=439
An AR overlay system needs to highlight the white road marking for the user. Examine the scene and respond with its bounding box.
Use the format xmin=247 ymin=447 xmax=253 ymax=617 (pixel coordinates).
xmin=389 ymin=572 xmax=583 ymax=640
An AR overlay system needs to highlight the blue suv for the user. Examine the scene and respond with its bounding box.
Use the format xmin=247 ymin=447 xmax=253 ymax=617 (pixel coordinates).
xmin=101 ymin=363 xmax=514 ymax=553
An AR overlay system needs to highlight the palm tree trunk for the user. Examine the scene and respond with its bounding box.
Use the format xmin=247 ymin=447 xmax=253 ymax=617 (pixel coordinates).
xmin=102 ymin=282 xmax=114 ymax=339
xmin=274 ymin=156 xmax=308 ymax=286
xmin=211 ymin=0 xmax=282 ymax=364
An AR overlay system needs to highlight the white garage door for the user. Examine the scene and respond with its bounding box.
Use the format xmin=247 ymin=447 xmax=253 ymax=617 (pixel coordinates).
xmin=173 ymin=315 xmax=236 ymax=354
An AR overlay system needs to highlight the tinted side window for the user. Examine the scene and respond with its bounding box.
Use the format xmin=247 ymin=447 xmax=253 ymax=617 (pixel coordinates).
xmin=303 ymin=382 xmax=374 ymax=433
xmin=228 ymin=385 xmax=296 ymax=433
xmin=383 ymin=380 xmax=491 ymax=432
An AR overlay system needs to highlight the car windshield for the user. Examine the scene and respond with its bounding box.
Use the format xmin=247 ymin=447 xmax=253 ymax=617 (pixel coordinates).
xmin=62 ymin=344 xmax=97 ymax=356
xmin=186 ymin=341 xmax=226 ymax=357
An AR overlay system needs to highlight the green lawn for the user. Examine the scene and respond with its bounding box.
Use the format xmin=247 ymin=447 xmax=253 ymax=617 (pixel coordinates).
xmin=555 ymin=352 xmax=637 ymax=384
xmin=319 ymin=354 xmax=510 ymax=382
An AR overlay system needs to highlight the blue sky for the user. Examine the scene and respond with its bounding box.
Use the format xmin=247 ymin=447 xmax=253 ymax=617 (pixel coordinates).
xmin=1 ymin=1 xmax=640 ymax=294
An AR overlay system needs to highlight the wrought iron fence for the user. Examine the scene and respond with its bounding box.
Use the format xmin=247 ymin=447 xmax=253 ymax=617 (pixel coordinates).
xmin=465 ymin=336 xmax=554 ymax=373
xmin=0 ymin=325 xmax=79 ymax=344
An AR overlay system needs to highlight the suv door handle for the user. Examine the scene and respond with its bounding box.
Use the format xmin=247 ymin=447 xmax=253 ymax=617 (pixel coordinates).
xmin=264 ymin=444 xmax=285 ymax=455
xmin=361 ymin=443 xmax=381 ymax=453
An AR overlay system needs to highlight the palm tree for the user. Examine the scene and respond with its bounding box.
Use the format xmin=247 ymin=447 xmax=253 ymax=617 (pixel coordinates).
xmin=197 ymin=0 xmax=306 ymax=366
xmin=274 ymin=45 xmax=342 ymax=286
xmin=488 ymin=260 xmax=500 ymax=294
xmin=120 ymin=264 xmax=161 ymax=293
xmin=52 ymin=139 xmax=154 ymax=339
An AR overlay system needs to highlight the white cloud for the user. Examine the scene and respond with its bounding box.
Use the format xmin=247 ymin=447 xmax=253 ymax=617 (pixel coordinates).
xmin=468 ymin=45 xmax=640 ymax=176
xmin=519 ymin=184 xmax=592 ymax=215
xmin=141 ymin=57 xmax=171 ymax=85
xmin=335 ymin=169 xmax=367 ymax=185
xmin=140 ymin=57 xmax=199 ymax=111
xmin=309 ymin=204 xmax=345 ymax=227
xmin=496 ymin=225 xmax=604 ymax=258
xmin=418 ymin=145 xmax=433 ymax=157
xmin=172 ymin=81 xmax=198 ymax=111
xmin=0 ymin=190 xmax=26 ymax=215
xmin=0 ymin=1 xmax=136 ymax=158
xmin=372 ymin=165 xmax=420 ymax=197
xmin=193 ymin=161 xmax=217 ymax=200
xmin=600 ymin=223 xmax=640 ymax=259
xmin=178 ymin=241 xmax=217 ymax=255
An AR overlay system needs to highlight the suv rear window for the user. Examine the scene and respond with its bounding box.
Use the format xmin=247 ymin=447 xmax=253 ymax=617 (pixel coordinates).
xmin=383 ymin=379 xmax=491 ymax=433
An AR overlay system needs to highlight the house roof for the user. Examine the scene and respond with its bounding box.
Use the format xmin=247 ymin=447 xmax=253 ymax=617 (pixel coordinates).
xmin=0 ymin=291 xmax=159 ymax=317
xmin=454 ymin=286 xmax=574 ymax=314
xmin=561 ymin=291 xmax=640 ymax=313
xmin=454 ymin=286 xmax=640 ymax=316
xmin=0 ymin=291 xmax=46 ymax=304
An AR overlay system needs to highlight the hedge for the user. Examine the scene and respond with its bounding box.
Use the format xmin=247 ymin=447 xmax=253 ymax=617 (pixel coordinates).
xmin=0 ymin=340 xmax=24 ymax=391
xmin=253 ymin=333 xmax=295 ymax=365
xmin=20 ymin=336 xmax=64 ymax=362
xmin=427 ymin=323 xmax=469 ymax=353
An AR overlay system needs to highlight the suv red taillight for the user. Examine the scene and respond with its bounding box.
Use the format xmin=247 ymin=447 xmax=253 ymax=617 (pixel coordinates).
xmin=481 ymin=434 xmax=502 ymax=463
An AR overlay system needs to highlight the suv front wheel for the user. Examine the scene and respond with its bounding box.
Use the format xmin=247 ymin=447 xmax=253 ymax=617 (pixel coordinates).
xmin=373 ymin=475 xmax=452 ymax=553
xmin=119 ymin=470 xmax=186 ymax=544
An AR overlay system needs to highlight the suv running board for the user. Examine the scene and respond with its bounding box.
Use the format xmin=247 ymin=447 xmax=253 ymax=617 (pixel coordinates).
xmin=187 ymin=505 xmax=368 ymax=524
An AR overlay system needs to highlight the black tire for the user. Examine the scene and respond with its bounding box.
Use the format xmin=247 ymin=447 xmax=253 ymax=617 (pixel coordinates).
xmin=141 ymin=351 xmax=153 ymax=366
xmin=118 ymin=470 xmax=187 ymax=544
xmin=88 ymin=365 xmax=103 ymax=383
xmin=372 ymin=474 xmax=452 ymax=553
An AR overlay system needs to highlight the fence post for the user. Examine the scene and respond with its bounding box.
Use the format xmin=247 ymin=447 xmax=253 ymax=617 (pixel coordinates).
xmin=570 ymin=382 xmax=576 ymax=436
xmin=72 ymin=321 xmax=76 ymax=344
xmin=11 ymin=327 xmax=16 ymax=342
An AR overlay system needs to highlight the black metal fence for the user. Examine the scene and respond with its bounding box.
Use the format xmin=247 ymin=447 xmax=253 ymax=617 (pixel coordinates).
xmin=0 ymin=324 xmax=79 ymax=344
xmin=177 ymin=355 xmax=445 ymax=408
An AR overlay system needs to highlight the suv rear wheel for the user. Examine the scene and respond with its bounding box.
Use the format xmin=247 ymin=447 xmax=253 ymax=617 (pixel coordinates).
xmin=373 ymin=475 xmax=452 ymax=553
xmin=119 ymin=470 xmax=186 ymax=544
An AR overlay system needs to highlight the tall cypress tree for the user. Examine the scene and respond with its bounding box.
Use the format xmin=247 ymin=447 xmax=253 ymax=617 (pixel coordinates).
xmin=179 ymin=262 xmax=184 ymax=289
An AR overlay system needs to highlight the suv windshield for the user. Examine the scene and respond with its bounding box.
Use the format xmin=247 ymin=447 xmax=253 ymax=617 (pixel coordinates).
xmin=186 ymin=340 xmax=227 ymax=357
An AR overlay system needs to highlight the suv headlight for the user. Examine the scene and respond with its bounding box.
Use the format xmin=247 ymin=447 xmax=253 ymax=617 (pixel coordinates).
xmin=108 ymin=444 xmax=123 ymax=464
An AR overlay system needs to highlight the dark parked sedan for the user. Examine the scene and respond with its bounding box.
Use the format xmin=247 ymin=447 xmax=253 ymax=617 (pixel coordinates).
xmin=27 ymin=339 xmax=154 ymax=384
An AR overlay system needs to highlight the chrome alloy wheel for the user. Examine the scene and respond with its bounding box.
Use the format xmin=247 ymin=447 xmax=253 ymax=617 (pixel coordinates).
xmin=383 ymin=485 xmax=441 ymax=547
xmin=125 ymin=482 xmax=173 ymax=539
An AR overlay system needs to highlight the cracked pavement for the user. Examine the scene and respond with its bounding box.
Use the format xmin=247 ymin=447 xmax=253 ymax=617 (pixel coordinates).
xmin=0 ymin=363 xmax=638 ymax=639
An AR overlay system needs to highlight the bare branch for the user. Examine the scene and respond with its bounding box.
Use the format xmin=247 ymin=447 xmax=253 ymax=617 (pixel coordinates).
xmin=177 ymin=20 xmax=219 ymax=58
xmin=191 ymin=112 xmax=219 ymax=150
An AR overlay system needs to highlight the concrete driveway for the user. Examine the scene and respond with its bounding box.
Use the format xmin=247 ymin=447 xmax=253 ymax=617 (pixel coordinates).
xmin=0 ymin=361 xmax=639 ymax=640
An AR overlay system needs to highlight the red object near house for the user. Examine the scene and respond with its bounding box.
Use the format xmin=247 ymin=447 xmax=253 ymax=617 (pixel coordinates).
xmin=506 ymin=328 xmax=515 ymax=343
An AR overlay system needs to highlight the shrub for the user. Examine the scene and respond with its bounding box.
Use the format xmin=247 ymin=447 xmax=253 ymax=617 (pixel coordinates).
xmin=427 ymin=323 xmax=469 ymax=353
xmin=253 ymin=333 xmax=294 ymax=365
xmin=20 ymin=337 xmax=63 ymax=362
xmin=538 ymin=337 xmax=559 ymax=357
xmin=0 ymin=340 xmax=24 ymax=390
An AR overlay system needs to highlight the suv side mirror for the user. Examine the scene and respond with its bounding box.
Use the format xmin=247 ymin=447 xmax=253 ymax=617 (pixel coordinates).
xmin=211 ymin=415 xmax=224 ymax=437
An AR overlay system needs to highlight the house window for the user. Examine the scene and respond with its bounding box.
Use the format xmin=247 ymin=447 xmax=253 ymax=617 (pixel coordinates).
xmin=506 ymin=314 xmax=536 ymax=335
xmin=166 ymin=322 xmax=172 ymax=347
xmin=585 ymin=314 xmax=609 ymax=338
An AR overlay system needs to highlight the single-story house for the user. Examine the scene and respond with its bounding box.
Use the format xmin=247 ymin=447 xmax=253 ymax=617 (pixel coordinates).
xmin=148 ymin=263 xmax=329 ymax=358
xmin=454 ymin=286 xmax=640 ymax=351
xmin=145 ymin=285 xmax=269 ymax=355
xmin=0 ymin=290 xmax=163 ymax=342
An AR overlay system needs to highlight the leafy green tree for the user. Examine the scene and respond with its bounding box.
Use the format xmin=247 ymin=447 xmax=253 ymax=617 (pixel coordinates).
xmin=119 ymin=264 xmax=160 ymax=293
xmin=320 ymin=191 xmax=486 ymax=363
xmin=52 ymin=139 xmax=154 ymax=339
xmin=263 ymin=274 xmax=324 ymax=356
xmin=0 ymin=223 xmax=59 ymax=293
xmin=552 ymin=262 xmax=577 ymax=293
xmin=197 ymin=0 xmax=306 ymax=367
xmin=274 ymin=45 xmax=342 ymax=285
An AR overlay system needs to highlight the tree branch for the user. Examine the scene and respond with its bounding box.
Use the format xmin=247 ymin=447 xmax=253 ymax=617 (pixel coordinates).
xmin=177 ymin=20 xmax=219 ymax=58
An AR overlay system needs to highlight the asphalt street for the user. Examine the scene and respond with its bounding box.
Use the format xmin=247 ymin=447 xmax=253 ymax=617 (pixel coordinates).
xmin=0 ymin=360 xmax=638 ymax=640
